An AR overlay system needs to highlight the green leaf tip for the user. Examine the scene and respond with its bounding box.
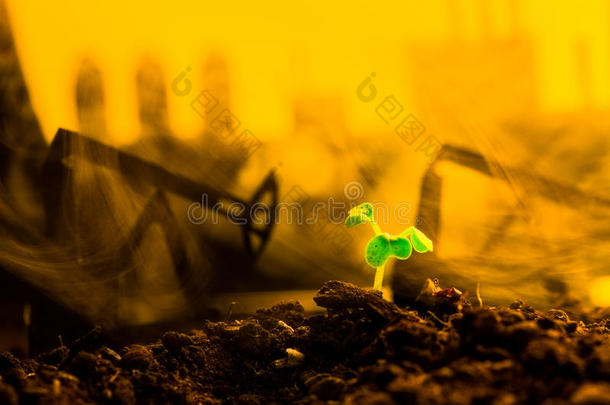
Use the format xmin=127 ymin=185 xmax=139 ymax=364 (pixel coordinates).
xmin=411 ymin=227 xmax=434 ymax=253
xmin=345 ymin=214 xmax=367 ymax=228
xmin=345 ymin=202 xmax=375 ymax=228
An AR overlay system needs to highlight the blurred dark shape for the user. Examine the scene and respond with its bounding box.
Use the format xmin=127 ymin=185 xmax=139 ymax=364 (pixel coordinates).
xmin=504 ymin=115 xmax=610 ymax=187
xmin=199 ymin=52 xmax=252 ymax=186
xmin=76 ymin=58 xmax=107 ymax=139
xmin=46 ymin=58 xmax=123 ymax=257
xmin=43 ymin=127 xmax=277 ymax=281
xmin=0 ymin=0 xmax=90 ymax=354
xmin=128 ymin=58 xmax=206 ymax=198
xmin=353 ymin=139 xmax=400 ymax=188
xmin=37 ymin=126 xmax=277 ymax=349
xmin=202 ymin=52 xmax=230 ymax=131
xmin=129 ymin=58 xmax=192 ymax=180
xmin=127 ymin=56 xmax=250 ymax=190
xmin=136 ymin=58 xmax=171 ymax=137
xmin=543 ymin=277 xmax=568 ymax=295
xmin=0 ymin=23 xmax=279 ymax=351
xmin=0 ymin=0 xmax=46 ymax=198
xmin=393 ymin=145 xmax=610 ymax=308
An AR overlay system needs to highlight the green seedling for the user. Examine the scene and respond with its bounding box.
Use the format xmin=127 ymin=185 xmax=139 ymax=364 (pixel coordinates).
xmin=345 ymin=202 xmax=433 ymax=291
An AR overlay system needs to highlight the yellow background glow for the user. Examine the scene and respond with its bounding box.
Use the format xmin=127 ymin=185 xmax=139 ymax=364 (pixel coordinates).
xmin=6 ymin=1 xmax=610 ymax=144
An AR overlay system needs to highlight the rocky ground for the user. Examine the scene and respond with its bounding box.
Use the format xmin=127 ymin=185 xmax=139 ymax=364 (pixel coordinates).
xmin=2 ymin=280 xmax=610 ymax=404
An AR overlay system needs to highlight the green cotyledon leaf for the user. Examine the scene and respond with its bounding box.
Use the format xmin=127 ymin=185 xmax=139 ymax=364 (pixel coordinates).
xmin=345 ymin=214 xmax=368 ymax=228
xmin=365 ymin=234 xmax=391 ymax=267
xmin=410 ymin=227 xmax=433 ymax=253
xmin=389 ymin=235 xmax=412 ymax=259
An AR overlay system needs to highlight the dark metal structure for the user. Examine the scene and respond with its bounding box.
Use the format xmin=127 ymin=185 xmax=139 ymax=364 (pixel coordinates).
xmin=393 ymin=144 xmax=610 ymax=306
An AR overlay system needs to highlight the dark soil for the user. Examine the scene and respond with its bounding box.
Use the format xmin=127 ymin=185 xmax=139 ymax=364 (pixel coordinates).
xmin=3 ymin=280 xmax=610 ymax=404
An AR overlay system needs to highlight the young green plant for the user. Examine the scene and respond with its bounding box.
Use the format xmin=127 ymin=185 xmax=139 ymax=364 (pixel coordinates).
xmin=345 ymin=202 xmax=433 ymax=291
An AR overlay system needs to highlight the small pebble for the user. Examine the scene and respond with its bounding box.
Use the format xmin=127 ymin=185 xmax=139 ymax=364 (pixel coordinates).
xmin=274 ymin=348 xmax=304 ymax=368
xmin=309 ymin=376 xmax=346 ymax=401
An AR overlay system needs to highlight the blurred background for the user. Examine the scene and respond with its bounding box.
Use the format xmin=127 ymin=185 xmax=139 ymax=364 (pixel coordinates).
xmin=1 ymin=0 xmax=610 ymax=355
